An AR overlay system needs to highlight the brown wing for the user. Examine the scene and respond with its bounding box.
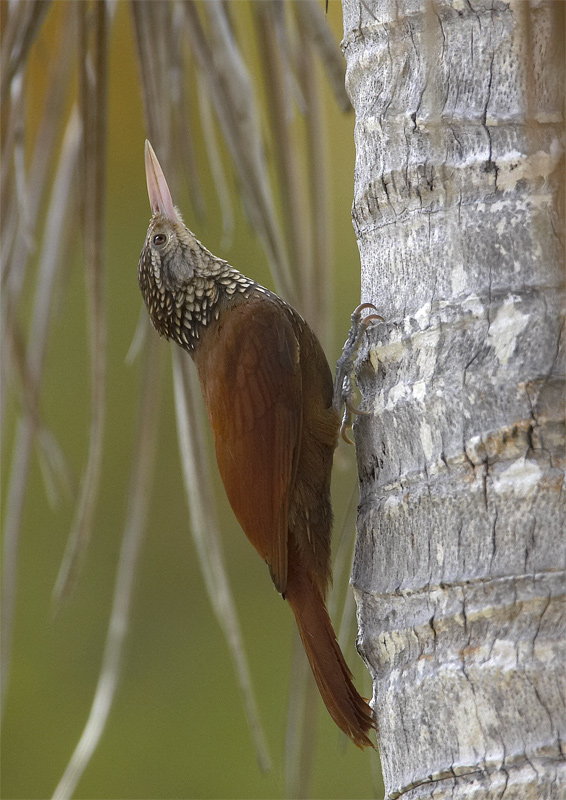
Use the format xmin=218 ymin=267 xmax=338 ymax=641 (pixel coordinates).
xmin=195 ymin=297 xmax=302 ymax=595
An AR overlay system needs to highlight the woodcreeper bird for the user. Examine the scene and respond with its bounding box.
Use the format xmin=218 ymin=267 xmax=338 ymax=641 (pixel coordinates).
xmin=139 ymin=140 xmax=377 ymax=748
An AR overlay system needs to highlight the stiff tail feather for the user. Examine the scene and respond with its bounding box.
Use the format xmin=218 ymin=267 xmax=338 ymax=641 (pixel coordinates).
xmin=285 ymin=565 xmax=375 ymax=749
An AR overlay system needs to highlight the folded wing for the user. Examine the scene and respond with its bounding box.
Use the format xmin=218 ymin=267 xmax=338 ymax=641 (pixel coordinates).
xmin=196 ymin=298 xmax=302 ymax=595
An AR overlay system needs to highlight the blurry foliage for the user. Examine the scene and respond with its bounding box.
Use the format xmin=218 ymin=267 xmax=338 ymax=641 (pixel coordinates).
xmin=1 ymin=2 xmax=380 ymax=798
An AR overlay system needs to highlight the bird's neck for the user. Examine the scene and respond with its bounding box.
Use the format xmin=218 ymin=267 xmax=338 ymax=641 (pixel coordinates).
xmin=160 ymin=262 xmax=256 ymax=353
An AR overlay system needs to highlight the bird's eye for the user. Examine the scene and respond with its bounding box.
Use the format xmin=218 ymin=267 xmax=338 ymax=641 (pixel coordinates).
xmin=153 ymin=234 xmax=167 ymax=247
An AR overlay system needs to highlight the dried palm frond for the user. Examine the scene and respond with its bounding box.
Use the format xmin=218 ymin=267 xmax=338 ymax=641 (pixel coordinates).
xmin=53 ymin=0 xmax=110 ymax=606
xmin=1 ymin=2 xmax=357 ymax=797
xmin=53 ymin=335 xmax=163 ymax=800
xmin=2 ymin=105 xmax=82 ymax=708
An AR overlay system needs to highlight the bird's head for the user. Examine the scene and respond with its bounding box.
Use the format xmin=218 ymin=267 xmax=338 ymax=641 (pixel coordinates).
xmin=139 ymin=141 xmax=236 ymax=348
xmin=140 ymin=139 xmax=203 ymax=294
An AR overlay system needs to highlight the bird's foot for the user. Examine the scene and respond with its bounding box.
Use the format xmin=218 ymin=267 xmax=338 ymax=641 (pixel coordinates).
xmin=333 ymin=303 xmax=383 ymax=444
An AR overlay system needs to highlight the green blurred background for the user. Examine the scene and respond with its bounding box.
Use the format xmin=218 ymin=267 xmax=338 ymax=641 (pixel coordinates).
xmin=2 ymin=2 xmax=381 ymax=798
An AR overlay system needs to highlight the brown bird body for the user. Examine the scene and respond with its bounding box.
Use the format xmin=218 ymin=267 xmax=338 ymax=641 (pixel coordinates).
xmin=139 ymin=141 xmax=375 ymax=748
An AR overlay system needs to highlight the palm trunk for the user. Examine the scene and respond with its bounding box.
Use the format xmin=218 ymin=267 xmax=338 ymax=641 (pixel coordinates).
xmin=342 ymin=0 xmax=565 ymax=797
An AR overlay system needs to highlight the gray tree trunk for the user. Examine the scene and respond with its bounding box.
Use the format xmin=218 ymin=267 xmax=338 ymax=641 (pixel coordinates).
xmin=341 ymin=1 xmax=565 ymax=798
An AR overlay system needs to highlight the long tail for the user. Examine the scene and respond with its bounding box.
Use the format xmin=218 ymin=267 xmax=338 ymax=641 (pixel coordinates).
xmin=285 ymin=564 xmax=375 ymax=749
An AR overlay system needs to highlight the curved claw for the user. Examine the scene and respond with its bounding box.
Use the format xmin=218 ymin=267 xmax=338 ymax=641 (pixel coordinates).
xmin=340 ymin=421 xmax=354 ymax=445
xmin=360 ymin=313 xmax=385 ymax=329
xmin=351 ymin=304 xmax=384 ymax=339
xmin=340 ymin=406 xmax=354 ymax=444
xmin=333 ymin=303 xmax=385 ymax=444
xmin=354 ymin=302 xmax=379 ymax=315
xmin=347 ymin=398 xmax=370 ymax=417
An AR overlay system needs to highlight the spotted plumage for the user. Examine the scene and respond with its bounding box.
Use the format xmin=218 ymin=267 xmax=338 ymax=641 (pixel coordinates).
xmin=138 ymin=222 xmax=262 ymax=352
xmin=138 ymin=214 xmax=308 ymax=358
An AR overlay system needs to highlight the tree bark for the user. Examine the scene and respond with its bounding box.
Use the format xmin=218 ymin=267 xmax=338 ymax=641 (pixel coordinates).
xmin=341 ymin=1 xmax=565 ymax=798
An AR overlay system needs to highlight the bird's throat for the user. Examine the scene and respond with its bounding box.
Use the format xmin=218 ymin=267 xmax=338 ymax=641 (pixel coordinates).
xmin=138 ymin=250 xmax=256 ymax=352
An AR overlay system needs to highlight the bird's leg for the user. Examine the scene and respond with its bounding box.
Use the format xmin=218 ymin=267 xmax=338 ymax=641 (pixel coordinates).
xmin=333 ymin=303 xmax=383 ymax=444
